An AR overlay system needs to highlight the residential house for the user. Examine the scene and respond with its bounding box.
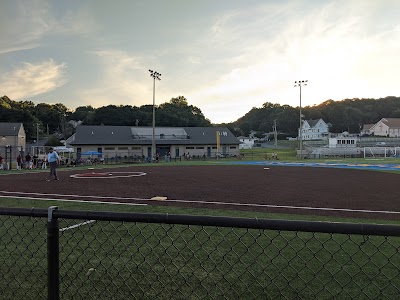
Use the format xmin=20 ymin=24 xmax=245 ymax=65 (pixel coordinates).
xmin=299 ymin=119 xmax=330 ymax=140
xmin=70 ymin=125 xmax=240 ymax=159
xmin=238 ymin=136 xmax=255 ymax=149
xmin=360 ymin=124 xmax=374 ymax=136
xmin=0 ymin=123 xmax=26 ymax=167
xmin=369 ymin=118 xmax=400 ymax=137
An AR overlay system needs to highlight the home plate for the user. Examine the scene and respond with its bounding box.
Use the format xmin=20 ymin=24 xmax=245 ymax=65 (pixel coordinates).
xmin=151 ymin=196 xmax=168 ymax=201
xmin=264 ymin=167 xmax=270 ymax=170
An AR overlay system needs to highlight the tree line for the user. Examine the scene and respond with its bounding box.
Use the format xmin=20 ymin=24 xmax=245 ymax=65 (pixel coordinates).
xmin=1 ymin=94 xmax=399 ymax=141
xmin=230 ymin=96 xmax=400 ymax=138
xmin=0 ymin=95 xmax=211 ymax=141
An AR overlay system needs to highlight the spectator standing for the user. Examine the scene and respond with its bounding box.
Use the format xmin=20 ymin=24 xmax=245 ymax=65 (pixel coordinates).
xmin=33 ymin=155 xmax=38 ymax=169
xmin=0 ymin=154 xmax=3 ymax=170
xmin=16 ymin=154 xmax=22 ymax=170
xmin=41 ymin=156 xmax=47 ymax=169
xmin=25 ymin=153 xmax=32 ymax=169
xmin=46 ymin=148 xmax=60 ymax=181
xmin=2 ymin=159 xmax=9 ymax=170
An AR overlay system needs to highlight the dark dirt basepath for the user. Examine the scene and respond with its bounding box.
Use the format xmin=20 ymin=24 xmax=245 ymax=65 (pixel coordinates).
xmin=0 ymin=165 xmax=399 ymax=220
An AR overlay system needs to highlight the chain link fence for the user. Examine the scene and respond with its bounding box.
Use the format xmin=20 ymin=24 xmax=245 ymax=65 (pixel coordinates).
xmin=1 ymin=207 xmax=400 ymax=299
xmin=0 ymin=214 xmax=47 ymax=299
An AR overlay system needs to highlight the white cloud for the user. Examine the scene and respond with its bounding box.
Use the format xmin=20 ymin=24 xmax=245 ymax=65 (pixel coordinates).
xmin=3 ymin=0 xmax=398 ymax=124
xmin=0 ymin=0 xmax=97 ymax=55
xmin=75 ymin=50 xmax=152 ymax=108
xmin=0 ymin=0 xmax=52 ymax=54
xmin=186 ymin=0 xmax=400 ymax=122
xmin=0 ymin=59 xmax=67 ymax=100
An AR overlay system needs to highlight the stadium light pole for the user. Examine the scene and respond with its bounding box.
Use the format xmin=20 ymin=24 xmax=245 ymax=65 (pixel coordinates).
xmin=294 ymin=80 xmax=308 ymax=159
xmin=149 ymin=69 xmax=161 ymax=162
xmin=36 ymin=123 xmax=39 ymax=156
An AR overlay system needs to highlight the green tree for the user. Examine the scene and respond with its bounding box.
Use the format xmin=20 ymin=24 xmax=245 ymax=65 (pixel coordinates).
xmin=69 ymin=106 xmax=93 ymax=124
xmin=45 ymin=134 xmax=64 ymax=146
xmin=157 ymin=96 xmax=211 ymax=127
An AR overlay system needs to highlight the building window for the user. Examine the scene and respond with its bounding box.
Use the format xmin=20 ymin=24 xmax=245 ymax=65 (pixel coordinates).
xmin=104 ymin=147 xmax=115 ymax=150
xmin=186 ymin=147 xmax=194 ymax=149
xmin=118 ymin=147 xmax=129 ymax=150
xmin=131 ymin=147 xmax=141 ymax=150
xmin=196 ymin=147 xmax=204 ymax=149
xmin=230 ymin=146 xmax=236 ymax=149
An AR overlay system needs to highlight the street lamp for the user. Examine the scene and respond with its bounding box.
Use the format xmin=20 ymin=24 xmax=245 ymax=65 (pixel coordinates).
xmin=149 ymin=69 xmax=161 ymax=161
xmin=294 ymin=80 xmax=308 ymax=159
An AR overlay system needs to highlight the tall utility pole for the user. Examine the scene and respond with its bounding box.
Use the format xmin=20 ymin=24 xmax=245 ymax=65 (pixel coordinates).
xmin=273 ymin=119 xmax=278 ymax=147
xmin=149 ymin=69 xmax=161 ymax=161
xmin=294 ymin=80 xmax=308 ymax=159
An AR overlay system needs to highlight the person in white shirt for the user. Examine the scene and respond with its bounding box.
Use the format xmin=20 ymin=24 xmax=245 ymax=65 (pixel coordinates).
xmin=46 ymin=148 xmax=60 ymax=181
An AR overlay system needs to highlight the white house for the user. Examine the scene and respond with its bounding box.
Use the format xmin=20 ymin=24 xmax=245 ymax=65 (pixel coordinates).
xmin=299 ymin=119 xmax=330 ymax=140
xmin=360 ymin=124 xmax=374 ymax=136
xmin=369 ymin=118 xmax=400 ymax=137
xmin=238 ymin=137 xmax=255 ymax=149
xmin=329 ymin=134 xmax=358 ymax=148
xmin=0 ymin=123 xmax=26 ymax=167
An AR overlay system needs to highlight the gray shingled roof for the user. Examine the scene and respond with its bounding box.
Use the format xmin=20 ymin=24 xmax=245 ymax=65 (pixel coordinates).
xmin=183 ymin=127 xmax=239 ymax=145
xmin=70 ymin=125 xmax=239 ymax=146
xmin=381 ymin=118 xmax=400 ymax=128
xmin=362 ymin=124 xmax=374 ymax=130
xmin=71 ymin=126 xmax=133 ymax=145
xmin=0 ymin=123 xmax=23 ymax=136
xmin=305 ymin=119 xmax=322 ymax=127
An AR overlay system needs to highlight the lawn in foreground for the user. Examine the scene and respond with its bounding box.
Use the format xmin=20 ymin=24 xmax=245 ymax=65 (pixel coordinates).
xmin=1 ymin=198 xmax=400 ymax=299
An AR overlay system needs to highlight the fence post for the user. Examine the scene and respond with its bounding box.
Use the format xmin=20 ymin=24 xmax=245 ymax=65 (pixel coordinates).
xmin=47 ymin=206 xmax=59 ymax=300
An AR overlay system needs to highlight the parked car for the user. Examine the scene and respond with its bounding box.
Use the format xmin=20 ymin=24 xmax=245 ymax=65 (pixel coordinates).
xmin=375 ymin=142 xmax=386 ymax=146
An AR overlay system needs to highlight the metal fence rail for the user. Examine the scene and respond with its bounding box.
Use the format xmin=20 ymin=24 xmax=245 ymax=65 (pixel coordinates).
xmin=0 ymin=207 xmax=400 ymax=300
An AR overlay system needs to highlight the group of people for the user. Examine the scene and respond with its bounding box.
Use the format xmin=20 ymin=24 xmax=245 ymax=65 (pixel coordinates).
xmin=16 ymin=153 xmax=47 ymax=170
xmin=1 ymin=148 xmax=61 ymax=181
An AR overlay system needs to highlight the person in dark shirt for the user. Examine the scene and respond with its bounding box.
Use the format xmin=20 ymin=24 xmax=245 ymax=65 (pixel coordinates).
xmin=17 ymin=154 xmax=22 ymax=170
xmin=25 ymin=153 xmax=32 ymax=169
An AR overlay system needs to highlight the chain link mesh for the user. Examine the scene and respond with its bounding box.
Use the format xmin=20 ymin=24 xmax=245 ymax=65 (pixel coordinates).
xmin=0 ymin=211 xmax=399 ymax=299
xmin=0 ymin=215 xmax=47 ymax=300
xmin=57 ymin=219 xmax=400 ymax=300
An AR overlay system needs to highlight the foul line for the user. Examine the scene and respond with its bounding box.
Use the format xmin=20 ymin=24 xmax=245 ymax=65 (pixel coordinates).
xmin=70 ymin=171 xmax=147 ymax=179
xmin=0 ymin=195 xmax=147 ymax=206
xmin=60 ymin=220 xmax=96 ymax=232
xmin=0 ymin=191 xmax=399 ymax=215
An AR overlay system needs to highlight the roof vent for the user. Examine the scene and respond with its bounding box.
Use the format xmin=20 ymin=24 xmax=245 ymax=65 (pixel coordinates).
xmin=111 ymin=132 xmax=114 ymax=134
xmin=91 ymin=131 xmax=94 ymax=134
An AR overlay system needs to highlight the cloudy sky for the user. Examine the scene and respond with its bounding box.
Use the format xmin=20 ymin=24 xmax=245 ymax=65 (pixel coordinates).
xmin=1 ymin=0 xmax=399 ymax=123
